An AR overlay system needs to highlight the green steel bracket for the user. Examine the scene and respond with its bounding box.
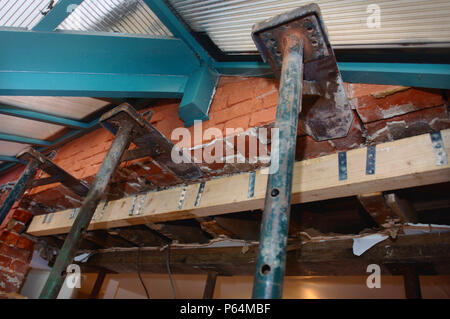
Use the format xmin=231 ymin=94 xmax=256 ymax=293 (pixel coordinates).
xmin=179 ymin=65 xmax=219 ymax=127
xmin=32 ymin=0 xmax=84 ymax=31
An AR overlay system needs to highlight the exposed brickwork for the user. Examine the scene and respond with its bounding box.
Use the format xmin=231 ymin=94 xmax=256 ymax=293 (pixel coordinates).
xmin=350 ymin=85 xmax=445 ymax=123
xmin=366 ymin=105 xmax=450 ymax=144
xmin=0 ymin=76 xmax=445 ymax=214
xmin=0 ymin=208 xmax=35 ymax=294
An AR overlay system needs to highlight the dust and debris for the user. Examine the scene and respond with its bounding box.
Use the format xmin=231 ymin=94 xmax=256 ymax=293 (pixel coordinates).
xmin=379 ymin=103 xmax=416 ymax=119
xmin=371 ymin=86 xmax=409 ymax=99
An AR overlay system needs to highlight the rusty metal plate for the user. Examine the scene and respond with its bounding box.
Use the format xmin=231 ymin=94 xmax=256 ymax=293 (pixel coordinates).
xmin=100 ymin=104 xmax=203 ymax=181
xmin=17 ymin=147 xmax=89 ymax=197
xmin=252 ymin=3 xmax=353 ymax=141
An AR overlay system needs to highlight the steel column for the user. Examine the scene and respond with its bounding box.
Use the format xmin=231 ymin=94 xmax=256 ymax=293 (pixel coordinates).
xmin=252 ymin=36 xmax=304 ymax=299
xmin=0 ymin=160 xmax=38 ymax=225
xmin=39 ymin=121 xmax=134 ymax=299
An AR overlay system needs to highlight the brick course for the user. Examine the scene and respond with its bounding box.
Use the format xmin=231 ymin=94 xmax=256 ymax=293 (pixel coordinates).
xmin=0 ymin=208 xmax=35 ymax=294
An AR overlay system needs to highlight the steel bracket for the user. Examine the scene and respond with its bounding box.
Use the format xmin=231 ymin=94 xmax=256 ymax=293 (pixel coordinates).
xmin=252 ymin=3 xmax=354 ymax=141
xmin=100 ymin=103 xmax=203 ymax=181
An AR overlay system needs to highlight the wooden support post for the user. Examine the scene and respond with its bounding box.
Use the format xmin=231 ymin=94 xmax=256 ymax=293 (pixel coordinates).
xmin=386 ymin=193 xmax=418 ymax=223
xmin=403 ymin=266 xmax=422 ymax=299
xmin=203 ymin=271 xmax=218 ymax=299
xmin=357 ymin=192 xmax=397 ymax=225
xmin=89 ymin=269 xmax=107 ymax=299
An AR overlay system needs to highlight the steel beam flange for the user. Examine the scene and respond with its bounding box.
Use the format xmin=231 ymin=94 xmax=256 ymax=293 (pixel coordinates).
xmin=100 ymin=103 xmax=203 ymax=181
xmin=252 ymin=3 xmax=354 ymax=141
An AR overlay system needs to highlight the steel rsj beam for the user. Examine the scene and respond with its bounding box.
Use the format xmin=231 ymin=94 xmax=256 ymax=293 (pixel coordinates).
xmin=39 ymin=103 xmax=203 ymax=298
xmin=251 ymin=4 xmax=353 ymax=298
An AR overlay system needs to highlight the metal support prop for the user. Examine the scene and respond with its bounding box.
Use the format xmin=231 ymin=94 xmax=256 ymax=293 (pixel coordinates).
xmin=39 ymin=121 xmax=134 ymax=299
xmin=251 ymin=4 xmax=353 ymax=298
xmin=0 ymin=160 xmax=38 ymax=225
xmin=252 ymin=36 xmax=304 ymax=299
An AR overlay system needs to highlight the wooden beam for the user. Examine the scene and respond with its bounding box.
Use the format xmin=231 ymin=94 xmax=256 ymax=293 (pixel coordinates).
xmin=357 ymin=192 xmax=397 ymax=225
xmin=79 ymin=232 xmax=450 ymax=276
xmin=202 ymin=271 xmax=218 ymax=299
xmin=386 ymin=193 xmax=419 ymax=223
xmin=89 ymin=268 xmax=107 ymax=299
xmin=402 ymin=266 xmax=422 ymax=299
xmin=27 ymin=129 xmax=450 ymax=236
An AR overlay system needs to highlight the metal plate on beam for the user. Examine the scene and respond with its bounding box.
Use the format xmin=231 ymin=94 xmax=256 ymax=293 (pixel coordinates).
xmin=100 ymin=104 xmax=203 ymax=181
xmin=251 ymin=4 xmax=353 ymax=142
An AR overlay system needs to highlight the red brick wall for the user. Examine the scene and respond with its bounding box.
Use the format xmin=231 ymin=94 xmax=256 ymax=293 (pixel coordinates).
xmin=5 ymin=77 xmax=447 ymax=214
xmin=0 ymin=207 xmax=34 ymax=295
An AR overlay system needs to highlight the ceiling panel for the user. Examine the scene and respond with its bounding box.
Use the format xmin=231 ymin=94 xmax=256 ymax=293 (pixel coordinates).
xmin=57 ymin=0 xmax=173 ymax=36
xmin=0 ymin=140 xmax=31 ymax=156
xmin=168 ymin=0 xmax=450 ymax=52
xmin=0 ymin=96 xmax=112 ymax=120
xmin=0 ymin=0 xmax=60 ymax=29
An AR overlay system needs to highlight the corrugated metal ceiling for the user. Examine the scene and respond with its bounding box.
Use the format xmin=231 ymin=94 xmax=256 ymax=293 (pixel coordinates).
xmin=0 ymin=96 xmax=111 ymax=120
xmin=0 ymin=0 xmax=60 ymax=29
xmin=57 ymin=0 xmax=173 ymax=36
xmin=167 ymin=0 xmax=450 ymax=52
xmin=0 ymin=97 xmax=111 ymax=164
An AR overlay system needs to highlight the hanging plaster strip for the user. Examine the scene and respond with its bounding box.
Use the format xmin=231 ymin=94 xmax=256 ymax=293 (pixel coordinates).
xmin=430 ymin=131 xmax=448 ymax=166
xmin=194 ymin=182 xmax=205 ymax=207
xmin=178 ymin=186 xmax=188 ymax=210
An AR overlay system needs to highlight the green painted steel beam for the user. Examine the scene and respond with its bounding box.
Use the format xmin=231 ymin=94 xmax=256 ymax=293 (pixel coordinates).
xmin=0 ymin=105 xmax=90 ymax=129
xmin=143 ymin=0 xmax=212 ymax=64
xmin=0 ymin=156 xmax=22 ymax=163
xmin=32 ymin=0 xmax=84 ymax=31
xmin=179 ymin=65 xmax=219 ymax=127
xmin=214 ymin=61 xmax=450 ymax=89
xmin=0 ymin=133 xmax=52 ymax=146
xmin=0 ymin=29 xmax=198 ymax=97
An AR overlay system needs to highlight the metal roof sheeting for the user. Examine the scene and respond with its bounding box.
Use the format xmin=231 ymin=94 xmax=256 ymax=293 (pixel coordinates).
xmin=167 ymin=0 xmax=450 ymax=52
xmin=0 ymin=96 xmax=111 ymax=162
xmin=57 ymin=0 xmax=173 ymax=36
xmin=0 ymin=0 xmax=60 ymax=29
xmin=0 ymin=96 xmax=111 ymax=120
